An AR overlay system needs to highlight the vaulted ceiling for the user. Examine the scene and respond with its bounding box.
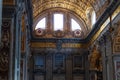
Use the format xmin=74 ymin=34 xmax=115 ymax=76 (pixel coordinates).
xmin=32 ymin=0 xmax=110 ymax=30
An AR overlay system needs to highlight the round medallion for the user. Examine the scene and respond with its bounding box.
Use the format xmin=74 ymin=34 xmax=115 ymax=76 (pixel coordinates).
xmin=74 ymin=29 xmax=81 ymax=37
xmin=35 ymin=28 xmax=44 ymax=36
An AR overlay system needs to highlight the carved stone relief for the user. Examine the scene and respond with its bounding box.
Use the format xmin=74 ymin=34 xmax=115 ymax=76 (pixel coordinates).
xmin=113 ymin=21 xmax=120 ymax=53
xmin=0 ymin=21 xmax=10 ymax=80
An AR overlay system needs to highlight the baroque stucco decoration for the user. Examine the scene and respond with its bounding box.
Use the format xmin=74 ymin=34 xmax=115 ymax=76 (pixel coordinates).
xmin=32 ymin=0 xmax=109 ymax=20
xmin=32 ymin=0 xmax=110 ymax=33
xmin=113 ymin=21 xmax=120 ymax=53
xmin=0 ymin=21 xmax=10 ymax=80
xmin=89 ymin=45 xmax=102 ymax=71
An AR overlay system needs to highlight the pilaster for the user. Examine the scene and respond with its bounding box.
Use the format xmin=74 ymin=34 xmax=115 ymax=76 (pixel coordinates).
xmin=99 ymin=36 xmax=107 ymax=80
xmin=99 ymin=30 xmax=114 ymax=80
xmin=84 ymin=51 xmax=89 ymax=80
xmin=9 ymin=17 xmax=15 ymax=80
xmin=0 ymin=0 xmax=2 ymax=43
xmin=66 ymin=54 xmax=72 ymax=80
xmin=46 ymin=54 xmax=53 ymax=80
xmin=14 ymin=9 xmax=22 ymax=80
xmin=104 ymin=31 xmax=114 ymax=80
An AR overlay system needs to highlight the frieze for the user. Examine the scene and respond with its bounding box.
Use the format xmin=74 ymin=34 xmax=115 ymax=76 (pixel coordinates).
xmin=31 ymin=42 xmax=56 ymax=48
xmin=31 ymin=42 xmax=86 ymax=48
xmin=31 ymin=38 xmax=86 ymax=43
xmin=62 ymin=43 xmax=85 ymax=48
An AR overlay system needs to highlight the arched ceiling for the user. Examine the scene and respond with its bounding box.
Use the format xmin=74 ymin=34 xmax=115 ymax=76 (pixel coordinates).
xmin=32 ymin=0 xmax=110 ymax=28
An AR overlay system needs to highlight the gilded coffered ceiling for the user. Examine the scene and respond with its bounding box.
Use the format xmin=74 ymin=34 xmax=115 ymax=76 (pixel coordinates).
xmin=32 ymin=0 xmax=110 ymax=24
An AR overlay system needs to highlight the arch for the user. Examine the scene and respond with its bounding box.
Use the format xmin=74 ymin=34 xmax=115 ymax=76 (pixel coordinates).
xmin=32 ymin=9 xmax=88 ymax=38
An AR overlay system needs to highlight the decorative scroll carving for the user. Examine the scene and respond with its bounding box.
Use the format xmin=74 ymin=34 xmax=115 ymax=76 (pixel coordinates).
xmin=113 ymin=21 xmax=120 ymax=53
xmin=0 ymin=21 xmax=10 ymax=80
xmin=53 ymin=30 xmax=65 ymax=38
xmin=0 ymin=47 xmax=9 ymax=72
xmin=32 ymin=0 xmax=109 ymax=34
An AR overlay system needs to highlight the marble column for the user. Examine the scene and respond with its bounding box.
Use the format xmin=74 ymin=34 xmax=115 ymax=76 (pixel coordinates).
xmin=24 ymin=53 xmax=28 ymax=80
xmin=9 ymin=17 xmax=14 ymax=80
xmin=14 ymin=13 xmax=22 ymax=80
xmin=99 ymin=37 xmax=107 ymax=80
xmin=46 ymin=54 xmax=52 ymax=80
xmin=84 ymin=51 xmax=89 ymax=80
xmin=66 ymin=55 xmax=72 ymax=80
xmin=99 ymin=31 xmax=114 ymax=80
xmin=105 ymin=31 xmax=114 ymax=80
xmin=23 ymin=55 xmax=27 ymax=80
xmin=0 ymin=0 xmax=2 ymax=43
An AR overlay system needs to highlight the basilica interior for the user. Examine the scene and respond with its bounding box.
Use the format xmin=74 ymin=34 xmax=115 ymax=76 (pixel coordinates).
xmin=0 ymin=0 xmax=120 ymax=80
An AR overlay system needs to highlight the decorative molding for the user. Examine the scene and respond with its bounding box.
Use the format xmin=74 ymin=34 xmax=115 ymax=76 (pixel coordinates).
xmin=0 ymin=20 xmax=10 ymax=79
xmin=31 ymin=42 xmax=56 ymax=48
xmin=31 ymin=42 xmax=86 ymax=48
xmin=113 ymin=21 xmax=120 ymax=53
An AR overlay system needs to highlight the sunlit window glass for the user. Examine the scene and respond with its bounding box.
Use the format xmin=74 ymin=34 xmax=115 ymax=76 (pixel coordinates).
xmin=35 ymin=18 xmax=46 ymax=30
xmin=91 ymin=11 xmax=96 ymax=25
xmin=71 ymin=19 xmax=81 ymax=31
xmin=54 ymin=14 xmax=63 ymax=31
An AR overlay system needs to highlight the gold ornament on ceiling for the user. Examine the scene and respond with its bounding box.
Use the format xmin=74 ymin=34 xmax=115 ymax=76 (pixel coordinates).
xmin=32 ymin=0 xmax=109 ymax=30
xmin=32 ymin=0 xmax=92 ymax=21
xmin=32 ymin=0 xmax=109 ymax=17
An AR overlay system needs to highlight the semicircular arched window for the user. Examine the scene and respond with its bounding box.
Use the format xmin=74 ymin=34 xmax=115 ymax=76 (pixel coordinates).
xmin=33 ymin=11 xmax=87 ymax=38
xmin=35 ymin=17 xmax=46 ymax=30
xmin=71 ymin=18 xmax=81 ymax=31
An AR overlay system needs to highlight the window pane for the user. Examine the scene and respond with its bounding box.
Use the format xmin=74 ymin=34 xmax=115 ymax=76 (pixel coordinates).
xmin=54 ymin=14 xmax=63 ymax=31
xmin=71 ymin=19 xmax=81 ymax=31
xmin=91 ymin=11 xmax=96 ymax=25
xmin=35 ymin=18 xmax=46 ymax=30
